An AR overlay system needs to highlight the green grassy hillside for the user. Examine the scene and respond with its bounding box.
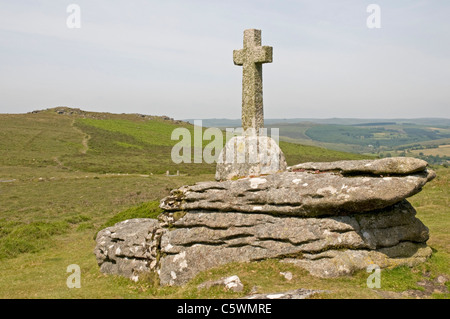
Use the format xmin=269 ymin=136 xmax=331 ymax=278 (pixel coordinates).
xmin=0 ymin=107 xmax=371 ymax=176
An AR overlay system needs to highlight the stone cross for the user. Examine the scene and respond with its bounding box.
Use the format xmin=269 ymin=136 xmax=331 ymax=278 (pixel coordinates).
xmin=233 ymin=29 xmax=272 ymax=133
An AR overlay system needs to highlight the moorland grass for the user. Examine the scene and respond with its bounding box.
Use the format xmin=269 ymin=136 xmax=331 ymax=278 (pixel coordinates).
xmin=98 ymin=201 xmax=163 ymax=232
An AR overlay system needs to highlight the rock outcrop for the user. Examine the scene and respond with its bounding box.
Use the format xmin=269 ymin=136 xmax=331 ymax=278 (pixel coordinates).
xmin=94 ymin=157 xmax=435 ymax=286
xmin=94 ymin=219 xmax=162 ymax=282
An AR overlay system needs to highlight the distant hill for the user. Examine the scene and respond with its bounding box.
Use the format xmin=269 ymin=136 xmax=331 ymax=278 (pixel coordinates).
xmin=0 ymin=107 xmax=371 ymax=177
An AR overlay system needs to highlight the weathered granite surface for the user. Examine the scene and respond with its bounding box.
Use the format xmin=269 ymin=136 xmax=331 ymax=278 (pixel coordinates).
xmin=161 ymin=166 xmax=435 ymax=217
xmin=157 ymin=200 xmax=430 ymax=285
xmin=215 ymin=135 xmax=287 ymax=181
xmin=288 ymin=157 xmax=429 ymax=175
xmin=94 ymin=218 xmax=162 ymax=282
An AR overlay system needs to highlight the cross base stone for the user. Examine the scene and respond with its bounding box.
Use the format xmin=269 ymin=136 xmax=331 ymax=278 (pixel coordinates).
xmin=215 ymin=135 xmax=287 ymax=181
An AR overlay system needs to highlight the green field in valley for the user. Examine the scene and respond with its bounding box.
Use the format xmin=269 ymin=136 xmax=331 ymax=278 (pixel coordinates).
xmin=263 ymin=121 xmax=450 ymax=165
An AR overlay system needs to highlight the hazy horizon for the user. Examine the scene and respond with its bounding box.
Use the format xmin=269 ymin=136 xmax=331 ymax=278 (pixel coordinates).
xmin=6 ymin=106 xmax=449 ymax=121
xmin=3 ymin=105 xmax=450 ymax=121
xmin=1 ymin=1 xmax=449 ymax=119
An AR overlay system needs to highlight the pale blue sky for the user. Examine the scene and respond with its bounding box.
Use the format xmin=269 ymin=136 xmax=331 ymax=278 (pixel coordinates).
xmin=0 ymin=0 xmax=449 ymax=119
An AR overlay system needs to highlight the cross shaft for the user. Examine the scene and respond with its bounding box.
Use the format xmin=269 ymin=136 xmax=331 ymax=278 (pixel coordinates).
xmin=233 ymin=29 xmax=272 ymax=133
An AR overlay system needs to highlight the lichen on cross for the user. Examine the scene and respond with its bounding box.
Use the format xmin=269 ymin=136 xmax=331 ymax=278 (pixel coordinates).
xmin=233 ymin=29 xmax=273 ymax=133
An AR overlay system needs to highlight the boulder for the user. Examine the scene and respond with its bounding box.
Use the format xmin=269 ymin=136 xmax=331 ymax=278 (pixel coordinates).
xmin=94 ymin=218 xmax=162 ymax=281
xmin=160 ymin=168 xmax=435 ymax=217
xmin=280 ymin=272 xmax=293 ymax=281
